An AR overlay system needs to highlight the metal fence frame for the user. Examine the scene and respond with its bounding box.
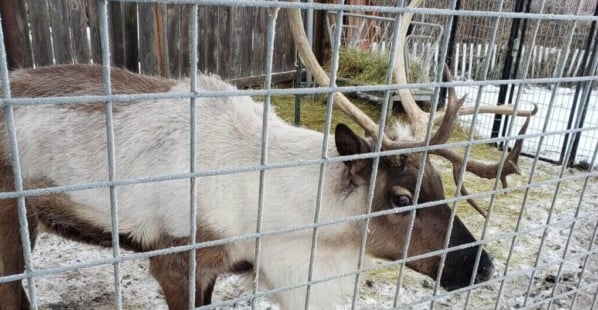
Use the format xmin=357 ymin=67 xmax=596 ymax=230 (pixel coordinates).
xmin=0 ymin=0 xmax=598 ymax=309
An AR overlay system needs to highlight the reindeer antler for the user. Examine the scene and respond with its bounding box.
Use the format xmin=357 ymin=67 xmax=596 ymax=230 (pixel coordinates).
xmin=287 ymin=1 xmax=538 ymax=217
xmin=427 ymin=67 xmax=538 ymax=216
xmin=288 ymin=5 xmax=386 ymax=143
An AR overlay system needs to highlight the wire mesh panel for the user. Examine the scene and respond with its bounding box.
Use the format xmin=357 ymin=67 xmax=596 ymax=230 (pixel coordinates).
xmin=0 ymin=0 xmax=597 ymax=310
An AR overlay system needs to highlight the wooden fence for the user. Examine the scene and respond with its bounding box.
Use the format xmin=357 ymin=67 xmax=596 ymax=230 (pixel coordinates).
xmin=0 ymin=0 xmax=303 ymax=82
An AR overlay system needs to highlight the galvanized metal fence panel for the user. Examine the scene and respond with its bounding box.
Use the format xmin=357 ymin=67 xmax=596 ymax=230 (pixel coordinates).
xmin=0 ymin=0 xmax=597 ymax=309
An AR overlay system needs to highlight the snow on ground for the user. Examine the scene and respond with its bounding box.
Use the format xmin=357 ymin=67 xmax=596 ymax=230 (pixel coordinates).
xmin=456 ymin=85 xmax=598 ymax=166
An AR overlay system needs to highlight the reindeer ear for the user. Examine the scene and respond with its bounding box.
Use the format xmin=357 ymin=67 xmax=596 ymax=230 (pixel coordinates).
xmin=335 ymin=124 xmax=372 ymax=185
xmin=335 ymin=124 xmax=370 ymax=156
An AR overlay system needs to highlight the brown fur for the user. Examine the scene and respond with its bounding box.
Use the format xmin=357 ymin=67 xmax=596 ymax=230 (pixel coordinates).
xmin=362 ymin=152 xmax=446 ymax=276
xmin=4 ymin=64 xmax=176 ymax=113
xmin=8 ymin=64 xmax=175 ymax=98
xmin=1 ymin=176 xmax=232 ymax=310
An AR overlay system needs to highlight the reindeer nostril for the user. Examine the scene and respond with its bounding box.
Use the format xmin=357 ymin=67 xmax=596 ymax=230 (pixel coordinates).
xmin=475 ymin=263 xmax=495 ymax=283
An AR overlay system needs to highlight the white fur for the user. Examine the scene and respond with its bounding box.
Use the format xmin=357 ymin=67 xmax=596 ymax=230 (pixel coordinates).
xmin=10 ymin=74 xmax=372 ymax=308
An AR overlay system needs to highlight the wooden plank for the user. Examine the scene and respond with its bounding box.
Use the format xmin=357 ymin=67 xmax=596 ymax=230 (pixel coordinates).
xmin=229 ymin=6 xmax=242 ymax=78
xmin=203 ymin=5 xmax=220 ymax=75
xmin=250 ymin=8 xmax=267 ymax=77
xmin=197 ymin=5 xmax=210 ymax=73
xmin=166 ymin=4 xmax=190 ymax=78
xmin=312 ymin=8 xmax=326 ymax=68
xmin=48 ymin=0 xmax=73 ymax=64
xmin=26 ymin=0 xmax=53 ymax=66
xmin=109 ymin=2 xmax=139 ymax=71
xmin=236 ymin=8 xmax=253 ymax=78
xmin=138 ymin=3 xmax=170 ymax=76
xmin=85 ymin=0 xmax=102 ymax=64
xmin=157 ymin=3 xmax=170 ymax=77
xmin=109 ymin=2 xmax=127 ymax=67
xmin=69 ymin=0 xmax=92 ymax=63
xmin=273 ymin=9 xmax=285 ymax=74
xmin=273 ymin=9 xmax=293 ymax=75
xmin=0 ymin=0 xmax=33 ymax=69
xmin=123 ymin=3 xmax=139 ymax=71
xmin=217 ymin=6 xmax=231 ymax=78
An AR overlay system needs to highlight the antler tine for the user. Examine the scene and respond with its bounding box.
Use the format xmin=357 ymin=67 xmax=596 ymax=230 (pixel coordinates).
xmin=433 ymin=89 xmax=539 ymax=124
xmin=429 ymin=105 xmax=537 ymax=217
xmin=430 ymin=64 xmax=467 ymax=146
xmin=498 ymin=104 xmax=537 ymax=187
xmin=443 ymin=62 xmax=459 ymax=102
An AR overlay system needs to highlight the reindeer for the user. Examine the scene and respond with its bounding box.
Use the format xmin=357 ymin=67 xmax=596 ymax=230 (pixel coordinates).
xmin=0 ymin=61 xmax=533 ymax=309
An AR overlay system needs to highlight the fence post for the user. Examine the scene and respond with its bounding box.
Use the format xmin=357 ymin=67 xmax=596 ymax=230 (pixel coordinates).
xmin=443 ymin=0 xmax=460 ymax=105
xmin=492 ymin=0 xmax=531 ymax=147
xmin=564 ymin=0 xmax=598 ymax=167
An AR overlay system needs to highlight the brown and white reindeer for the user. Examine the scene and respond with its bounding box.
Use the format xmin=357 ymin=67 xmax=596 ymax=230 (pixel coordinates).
xmin=0 ymin=6 xmax=538 ymax=310
xmin=0 ymin=64 xmax=531 ymax=309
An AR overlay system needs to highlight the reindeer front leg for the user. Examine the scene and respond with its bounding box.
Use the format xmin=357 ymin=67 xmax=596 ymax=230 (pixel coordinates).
xmin=149 ymin=239 xmax=227 ymax=309
xmin=150 ymin=251 xmax=199 ymax=310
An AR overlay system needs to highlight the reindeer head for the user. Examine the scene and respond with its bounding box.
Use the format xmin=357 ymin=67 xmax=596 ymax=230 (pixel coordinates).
xmin=335 ymin=123 xmax=494 ymax=290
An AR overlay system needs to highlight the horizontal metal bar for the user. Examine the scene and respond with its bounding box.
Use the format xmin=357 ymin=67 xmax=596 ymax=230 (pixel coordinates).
xmin=2 ymin=202 xmax=595 ymax=286
xmin=108 ymin=0 xmax=598 ymax=23
xmin=0 ymin=76 xmax=596 ymax=107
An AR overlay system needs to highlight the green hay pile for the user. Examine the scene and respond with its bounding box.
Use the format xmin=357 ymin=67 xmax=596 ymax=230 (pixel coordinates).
xmin=331 ymin=47 xmax=430 ymax=86
xmin=333 ymin=48 xmax=390 ymax=85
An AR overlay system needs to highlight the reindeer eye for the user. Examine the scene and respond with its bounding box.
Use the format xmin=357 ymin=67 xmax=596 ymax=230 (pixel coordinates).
xmin=391 ymin=194 xmax=412 ymax=208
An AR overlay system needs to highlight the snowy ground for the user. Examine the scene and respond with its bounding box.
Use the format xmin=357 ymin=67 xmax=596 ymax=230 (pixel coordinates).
xmin=20 ymin=86 xmax=598 ymax=309
xmin=456 ymin=85 xmax=598 ymax=165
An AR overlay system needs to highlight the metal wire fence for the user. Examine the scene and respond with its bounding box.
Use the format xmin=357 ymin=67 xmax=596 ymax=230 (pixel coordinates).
xmin=0 ymin=0 xmax=597 ymax=309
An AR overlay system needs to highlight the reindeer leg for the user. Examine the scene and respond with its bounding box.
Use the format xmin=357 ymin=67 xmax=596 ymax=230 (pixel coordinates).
xmin=149 ymin=245 xmax=225 ymax=309
xmin=202 ymin=277 xmax=216 ymax=305
xmin=0 ymin=197 xmax=39 ymax=310
xmin=150 ymin=251 xmax=194 ymax=310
